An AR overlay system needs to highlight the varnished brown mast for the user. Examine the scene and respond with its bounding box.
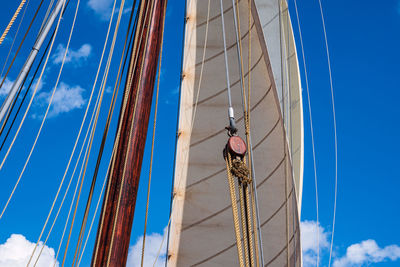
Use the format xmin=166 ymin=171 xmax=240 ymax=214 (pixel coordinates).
xmin=91 ymin=0 xmax=166 ymax=266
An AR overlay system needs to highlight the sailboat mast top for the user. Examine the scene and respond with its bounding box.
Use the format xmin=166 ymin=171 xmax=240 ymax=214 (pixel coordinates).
xmin=0 ymin=0 xmax=66 ymax=123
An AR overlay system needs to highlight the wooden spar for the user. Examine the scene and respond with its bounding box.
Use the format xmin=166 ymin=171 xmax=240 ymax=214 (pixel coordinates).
xmin=91 ymin=0 xmax=166 ymax=266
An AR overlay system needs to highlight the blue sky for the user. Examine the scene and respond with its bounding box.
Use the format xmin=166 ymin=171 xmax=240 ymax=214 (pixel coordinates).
xmin=0 ymin=0 xmax=399 ymax=267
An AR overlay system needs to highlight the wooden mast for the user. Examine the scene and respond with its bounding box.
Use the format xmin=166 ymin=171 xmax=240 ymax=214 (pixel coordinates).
xmin=91 ymin=0 xmax=166 ymax=266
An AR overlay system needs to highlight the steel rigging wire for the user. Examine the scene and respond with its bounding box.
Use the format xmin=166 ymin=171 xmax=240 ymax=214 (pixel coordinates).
xmin=292 ymin=0 xmax=321 ymax=265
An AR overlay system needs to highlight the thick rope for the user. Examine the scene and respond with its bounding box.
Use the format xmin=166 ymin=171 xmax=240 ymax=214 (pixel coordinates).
xmin=238 ymin=182 xmax=250 ymax=267
xmin=0 ymin=0 xmax=44 ymax=90
xmin=0 ymin=0 xmax=30 ymax=79
xmin=0 ymin=0 xmax=26 ymax=45
xmin=245 ymin=183 xmax=255 ymax=267
xmin=225 ymin=152 xmax=245 ymax=267
xmin=232 ymin=1 xmax=260 ymax=266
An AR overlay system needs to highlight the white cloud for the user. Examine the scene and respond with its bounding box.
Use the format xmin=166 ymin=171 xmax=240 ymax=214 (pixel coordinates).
xmin=301 ymin=220 xmax=329 ymax=267
xmin=88 ymin=0 xmax=114 ymax=20
xmin=126 ymin=228 xmax=167 ymax=267
xmin=52 ymin=44 xmax=92 ymax=65
xmin=0 ymin=77 xmax=14 ymax=96
xmin=0 ymin=234 xmax=59 ymax=267
xmin=333 ymin=240 xmax=400 ymax=267
xmin=88 ymin=0 xmax=132 ymax=20
xmin=36 ymin=82 xmax=86 ymax=117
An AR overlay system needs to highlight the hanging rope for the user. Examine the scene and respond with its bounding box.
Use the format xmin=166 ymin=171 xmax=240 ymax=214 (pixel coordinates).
xmin=225 ymin=151 xmax=245 ymax=267
xmin=61 ymin=0 xmax=128 ymax=264
xmin=316 ymin=1 xmax=339 ymax=266
xmin=0 ymin=0 xmax=26 ymax=45
xmin=293 ymin=0 xmax=320 ymax=265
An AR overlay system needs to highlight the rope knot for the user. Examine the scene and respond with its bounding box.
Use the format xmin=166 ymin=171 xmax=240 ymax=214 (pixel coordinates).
xmin=231 ymin=159 xmax=251 ymax=184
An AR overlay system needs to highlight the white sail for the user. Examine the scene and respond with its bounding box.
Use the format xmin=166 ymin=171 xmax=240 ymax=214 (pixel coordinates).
xmin=167 ymin=0 xmax=303 ymax=266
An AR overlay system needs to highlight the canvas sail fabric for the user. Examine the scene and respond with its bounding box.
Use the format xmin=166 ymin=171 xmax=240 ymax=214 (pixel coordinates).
xmin=167 ymin=0 xmax=303 ymax=266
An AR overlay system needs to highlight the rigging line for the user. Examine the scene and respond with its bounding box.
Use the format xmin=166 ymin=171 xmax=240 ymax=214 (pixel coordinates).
xmin=278 ymin=1 xmax=291 ymax=266
xmin=140 ymin=2 xmax=166 ymax=265
xmin=164 ymin=0 xmax=212 ymax=263
xmin=232 ymin=1 xmax=264 ymax=266
xmin=72 ymin=1 xmax=139 ymax=264
xmin=106 ymin=1 xmax=156 ymax=265
xmin=24 ymin=0 xmax=82 ymax=264
xmin=164 ymin=0 xmax=187 ymax=264
xmin=22 ymin=0 xmax=117 ymax=255
xmin=0 ymin=0 xmax=45 ymax=96
xmin=39 ymin=0 xmax=56 ymax=35
xmin=286 ymin=1 xmax=298 ymax=264
xmin=189 ymin=0 xmax=210 ymax=131
xmin=77 ymin=147 xmax=117 ymax=267
xmin=0 ymin=0 xmax=67 ymax=170
xmin=280 ymin=2 xmax=298 ymax=266
xmin=34 ymin=84 xmax=102 ymax=267
xmin=0 ymin=0 xmax=67 ymax=220
xmin=153 ymin=217 xmax=171 ymax=267
xmin=0 ymin=27 xmax=58 ymax=153
xmin=0 ymin=29 xmax=58 ymax=155
xmin=76 ymin=19 xmax=139 ymax=259
xmin=53 ymin=116 xmax=97 ymax=267
xmin=316 ymin=1 xmax=338 ymax=266
xmin=232 ymin=2 xmax=252 ymax=266
xmin=164 ymin=0 xmax=218 ymax=263
xmin=246 ymin=2 xmax=261 ymax=267
xmin=61 ymin=0 xmax=128 ymax=264
xmin=293 ymin=0 xmax=320 ymax=265
xmin=0 ymin=0 xmax=30 ymax=79
xmin=35 ymin=79 xmax=102 ymax=267
xmin=219 ymin=0 xmax=236 ymax=132
xmin=91 ymin=0 xmax=150 ymax=263
xmin=52 ymin=67 xmax=106 ymax=267
xmin=27 ymin=0 xmax=119 ymax=261
xmin=0 ymin=0 xmax=27 ymax=45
